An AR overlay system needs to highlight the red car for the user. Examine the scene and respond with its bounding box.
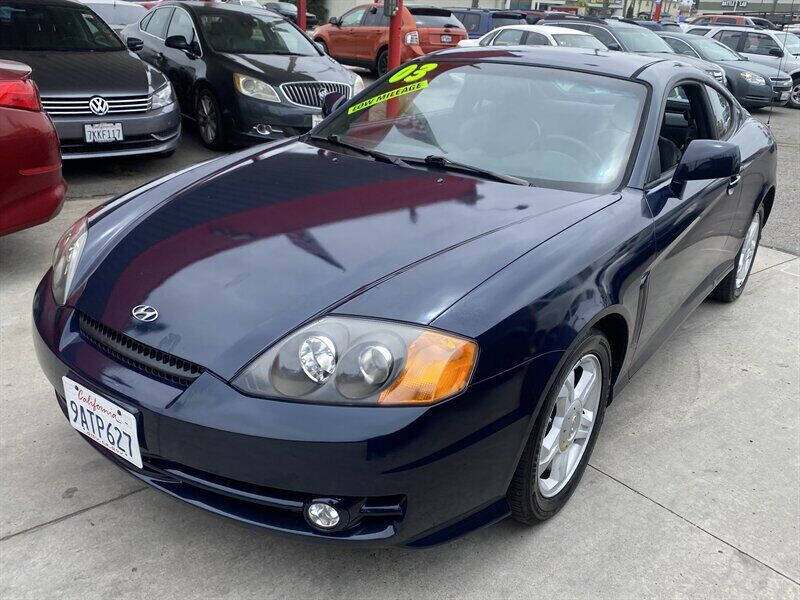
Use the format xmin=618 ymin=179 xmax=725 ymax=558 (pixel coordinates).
xmin=0 ymin=60 xmax=66 ymax=236
xmin=314 ymin=4 xmax=467 ymax=75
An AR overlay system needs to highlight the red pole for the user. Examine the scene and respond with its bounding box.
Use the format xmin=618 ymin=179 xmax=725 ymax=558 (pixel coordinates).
xmin=388 ymin=0 xmax=403 ymax=73
xmin=297 ymin=0 xmax=306 ymax=31
xmin=652 ymin=0 xmax=662 ymax=21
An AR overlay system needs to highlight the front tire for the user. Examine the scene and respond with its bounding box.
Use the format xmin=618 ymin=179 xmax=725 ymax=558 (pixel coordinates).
xmin=709 ymin=206 xmax=763 ymax=302
xmin=195 ymin=88 xmax=225 ymax=150
xmin=508 ymin=330 xmax=612 ymax=523
xmin=789 ymin=78 xmax=800 ymax=109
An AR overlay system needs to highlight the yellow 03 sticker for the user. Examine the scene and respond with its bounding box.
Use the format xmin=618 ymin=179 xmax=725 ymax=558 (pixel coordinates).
xmin=347 ymin=80 xmax=428 ymax=115
xmin=388 ymin=63 xmax=438 ymax=84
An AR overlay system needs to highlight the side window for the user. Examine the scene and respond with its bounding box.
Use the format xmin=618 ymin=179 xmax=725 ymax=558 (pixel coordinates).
xmin=694 ymin=17 xmax=711 ymax=25
xmin=339 ymin=8 xmax=366 ymax=26
xmin=663 ymin=37 xmax=694 ymax=56
xmin=714 ymin=30 xmax=742 ymax=50
xmin=492 ymin=29 xmax=525 ymax=45
xmin=166 ymin=8 xmax=195 ymax=44
xmin=741 ymin=33 xmax=779 ymax=55
xmin=460 ymin=12 xmax=481 ymax=34
xmin=716 ymin=17 xmax=736 ymax=24
xmin=524 ymin=32 xmax=549 ymax=46
xmin=585 ymin=26 xmax=618 ymax=48
xmin=706 ymin=86 xmax=734 ymax=139
xmin=478 ymin=31 xmax=499 ymax=46
xmin=145 ymin=7 xmax=172 ymax=38
xmin=140 ymin=12 xmax=153 ymax=30
xmin=363 ymin=9 xmax=388 ymax=27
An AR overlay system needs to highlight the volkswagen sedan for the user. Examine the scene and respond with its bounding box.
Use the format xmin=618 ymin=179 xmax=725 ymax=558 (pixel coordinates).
xmin=34 ymin=47 xmax=776 ymax=547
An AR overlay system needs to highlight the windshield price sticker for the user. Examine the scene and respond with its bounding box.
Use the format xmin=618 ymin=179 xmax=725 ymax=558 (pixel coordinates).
xmin=348 ymin=80 xmax=429 ymax=114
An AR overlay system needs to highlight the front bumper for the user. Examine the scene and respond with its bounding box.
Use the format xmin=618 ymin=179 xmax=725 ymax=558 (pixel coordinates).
xmin=51 ymin=102 xmax=181 ymax=159
xmin=33 ymin=272 xmax=535 ymax=547
xmin=225 ymin=95 xmax=328 ymax=145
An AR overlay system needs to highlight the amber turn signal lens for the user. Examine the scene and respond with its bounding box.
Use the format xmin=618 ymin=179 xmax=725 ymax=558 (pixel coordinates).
xmin=378 ymin=331 xmax=477 ymax=405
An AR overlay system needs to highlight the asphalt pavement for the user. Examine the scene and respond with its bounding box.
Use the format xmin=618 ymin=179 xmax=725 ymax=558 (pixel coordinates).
xmin=0 ymin=99 xmax=798 ymax=600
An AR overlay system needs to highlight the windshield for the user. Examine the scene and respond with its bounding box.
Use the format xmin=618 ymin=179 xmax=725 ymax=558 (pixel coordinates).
xmin=552 ymin=33 xmax=607 ymax=49
xmin=0 ymin=2 xmax=125 ymax=51
xmin=316 ymin=61 xmax=646 ymax=193
xmin=200 ymin=11 xmax=318 ymax=55
xmin=89 ymin=2 xmax=146 ymax=27
xmin=616 ymin=28 xmax=673 ymax=52
xmin=692 ymin=36 xmax=742 ymax=61
xmin=776 ymin=31 xmax=800 ymax=53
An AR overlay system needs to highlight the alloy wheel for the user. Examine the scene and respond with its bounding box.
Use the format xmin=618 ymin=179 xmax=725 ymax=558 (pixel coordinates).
xmin=197 ymin=94 xmax=217 ymax=145
xmin=791 ymin=82 xmax=800 ymax=107
xmin=537 ymin=354 xmax=602 ymax=498
xmin=735 ymin=214 xmax=760 ymax=288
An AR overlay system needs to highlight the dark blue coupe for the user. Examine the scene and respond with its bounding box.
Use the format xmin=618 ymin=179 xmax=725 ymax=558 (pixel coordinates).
xmin=34 ymin=47 xmax=777 ymax=547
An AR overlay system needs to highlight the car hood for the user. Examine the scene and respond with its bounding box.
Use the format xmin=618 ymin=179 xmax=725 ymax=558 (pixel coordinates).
xmin=719 ymin=59 xmax=792 ymax=79
xmin=218 ymin=53 xmax=354 ymax=85
xmin=74 ymin=142 xmax=618 ymax=379
xmin=0 ymin=50 xmax=157 ymax=96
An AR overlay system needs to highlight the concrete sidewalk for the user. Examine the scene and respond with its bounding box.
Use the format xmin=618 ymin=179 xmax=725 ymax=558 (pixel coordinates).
xmin=1 ymin=200 xmax=798 ymax=599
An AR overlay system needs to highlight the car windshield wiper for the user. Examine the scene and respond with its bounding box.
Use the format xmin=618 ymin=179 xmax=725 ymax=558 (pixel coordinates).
xmin=306 ymin=134 xmax=407 ymax=167
xmin=405 ymin=155 xmax=531 ymax=186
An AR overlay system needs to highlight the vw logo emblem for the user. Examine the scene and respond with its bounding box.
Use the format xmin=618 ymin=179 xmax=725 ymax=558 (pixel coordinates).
xmin=132 ymin=305 xmax=159 ymax=323
xmin=89 ymin=96 xmax=109 ymax=116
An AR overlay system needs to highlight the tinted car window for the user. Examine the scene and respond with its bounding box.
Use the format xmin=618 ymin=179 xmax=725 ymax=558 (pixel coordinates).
xmin=716 ymin=17 xmax=737 ymax=24
xmin=552 ymin=33 xmax=606 ymax=48
xmin=457 ymin=12 xmax=481 ymax=34
xmin=362 ymin=10 xmax=388 ymax=27
xmin=167 ymin=8 xmax=196 ymax=43
xmin=340 ymin=7 xmax=365 ymax=26
xmin=714 ymin=30 xmax=742 ymax=50
xmin=0 ymin=2 xmax=124 ymax=51
xmin=200 ymin=11 xmax=318 ymax=55
xmin=660 ymin=23 xmax=682 ymax=31
xmin=706 ymin=86 xmax=733 ymax=138
xmin=409 ymin=9 xmax=461 ymax=28
xmin=663 ymin=36 xmax=697 ymax=56
xmin=687 ymin=27 xmax=711 ymax=35
xmin=317 ymin=61 xmax=647 ymax=193
xmin=691 ymin=36 xmax=743 ymax=61
xmin=491 ymin=14 xmax=526 ymax=28
xmin=525 ymin=32 xmax=550 ymax=46
xmin=145 ymin=7 xmax=173 ymax=38
xmin=493 ymin=28 xmax=525 ymax=45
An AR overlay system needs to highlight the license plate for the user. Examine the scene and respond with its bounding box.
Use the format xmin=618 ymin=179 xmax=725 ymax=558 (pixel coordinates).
xmin=441 ymin=34 xmax=452 ymax=43
xmin=63 ymin=376 xmax=142 ymax=468
xmin=84 ymin=122 xmax=123 ymax=143
xmin=780 ymin=91 xmax=789 ymax=100
xmin=312 ymin=113 xmax=323 ymax=127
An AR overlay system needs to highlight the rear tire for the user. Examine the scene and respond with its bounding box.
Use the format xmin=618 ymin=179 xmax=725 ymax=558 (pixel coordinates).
xmin=376 ymin=49 xmax=388 ymax=77
xmin=508 ymin=330 xmax=611 ymax=523
xmin=709 ymin=206 xmax=763 ymax=302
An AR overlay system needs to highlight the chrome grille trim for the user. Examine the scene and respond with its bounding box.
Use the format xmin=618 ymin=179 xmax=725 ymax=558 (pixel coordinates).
xmin=280 ymin=81 xmax=351 ymax=109
xmin=41 ymin=94 xmax=152 ymax=116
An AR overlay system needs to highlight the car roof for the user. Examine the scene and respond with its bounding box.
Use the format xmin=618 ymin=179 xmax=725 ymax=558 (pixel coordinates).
xmin=162 ymin=0 xmax=274 ymax=14
xmin=430 ymin=45 xmax=664 ymax=78
xmin=3 ymin=0 xmax=87 ymax=6
xmin=546 ymin=17 xmax=642 ymax=29
xmin=489 ymin=24 xmax=590 ymax=35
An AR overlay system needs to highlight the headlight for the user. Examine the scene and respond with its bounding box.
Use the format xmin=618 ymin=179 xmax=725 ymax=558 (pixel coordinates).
xmin=233 ymin=72 xmax=280 ymax=103
xmin=739 ymin=71 xmax=767 ymax=86
xmin=353 ymin=75 xmax=365 ymax=96
xmin=51 ymin=217 xmax=87 ymax=306
xmin=232 ymin=316 xmax=478 ymax=406
xmin=151 ymin=82 xmax=175 ymax=109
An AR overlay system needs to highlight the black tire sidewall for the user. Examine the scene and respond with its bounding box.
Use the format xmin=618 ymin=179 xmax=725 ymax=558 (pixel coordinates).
xmin=377 ymin=50 xmax=388 ymax=76
xmin=523 ymin=332 xmax=612 ymax=519
xmin=195 ymin=88 xmax=223 ymax=149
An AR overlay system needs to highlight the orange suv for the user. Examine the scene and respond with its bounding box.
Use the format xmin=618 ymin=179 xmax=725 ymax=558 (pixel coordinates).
xmin=314 ymin=4 xmax=466 ymax=75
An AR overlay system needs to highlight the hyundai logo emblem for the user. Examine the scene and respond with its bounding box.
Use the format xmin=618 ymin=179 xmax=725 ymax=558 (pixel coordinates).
xmin=131 ymin=305 xmax=159 ymax=322
xmin=89 ymin=96 xmax=109 ymax=116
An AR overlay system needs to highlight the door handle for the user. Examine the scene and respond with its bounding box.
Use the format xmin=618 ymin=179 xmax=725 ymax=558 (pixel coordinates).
xmin=727 ymin=174 xmax=741 ymax=195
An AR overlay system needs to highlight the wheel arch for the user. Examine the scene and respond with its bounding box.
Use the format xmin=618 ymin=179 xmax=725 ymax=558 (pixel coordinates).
xmin=376 ymin=44 xmax=388 ymax=66
xmin=190 ymin=79 xmax=217 ymax=116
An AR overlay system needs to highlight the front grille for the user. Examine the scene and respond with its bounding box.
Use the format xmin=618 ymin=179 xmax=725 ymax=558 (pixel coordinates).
xmin=770 ymin=77 xmax=792 ymax=90
xmin=42 ymin=94 xmax=152 ymax=116
xmin=78 ymin=313 xmax=204 ymax=387
xmin=280 ymin=81 xmax=351 ymax=109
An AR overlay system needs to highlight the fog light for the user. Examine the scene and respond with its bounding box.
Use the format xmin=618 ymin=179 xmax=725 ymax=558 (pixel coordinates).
xmin=306 ymin=502 xmax=340 ymax=529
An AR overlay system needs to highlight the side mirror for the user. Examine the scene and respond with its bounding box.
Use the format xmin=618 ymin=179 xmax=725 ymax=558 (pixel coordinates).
xmin=606 ymin=42 xmax=622 ymax=51
xmin=314 ymin=41 xmax=327 ymax=54
xmin=126 ymin=37 xmax=144 ymax=52
xmin=164 ymin=35 xmax=190 ymax=51
xmin=768 ymin=47 xmax=784 ymax=57
xmin=321 ymin=91 xmax=346 ymax=117
xmin=671 ymin=139 xmax=741 ymax=195
xmin=329 ymin=16 xmax=341 ymax=26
